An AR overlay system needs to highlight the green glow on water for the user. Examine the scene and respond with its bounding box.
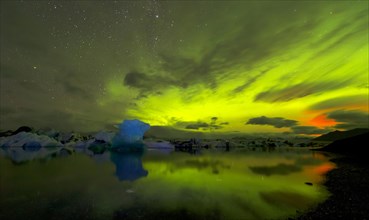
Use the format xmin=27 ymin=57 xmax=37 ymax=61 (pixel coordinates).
xmin=0 ymin=148 xmax=334 ymax=219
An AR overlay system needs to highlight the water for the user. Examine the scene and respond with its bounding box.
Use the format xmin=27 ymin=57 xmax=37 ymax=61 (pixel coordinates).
xmin=0 ymin=147 xmax=334 ymax=220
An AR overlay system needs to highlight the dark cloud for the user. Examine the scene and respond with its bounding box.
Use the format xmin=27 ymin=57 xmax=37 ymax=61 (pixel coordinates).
xmin=174 ymin=120 xmax=226 ymax=130
xmin=185 ymin=122 xmax=209 ymax=130
xmin=291 ymin=126 xmax=329 ymax=135
xmin=123 ymin=71 xmax=181 ymax=97
xmin=309 ymin=95 xmax=368 ymax=110
xmin=159 ymin=52 xmax=218 ymax=89
xmin=124 ymin=71 xmax=163 ymax=89
xmin=327 ymin=109 xmax=369 ymax=129
xmin=246 ymin=116 xmax=297 ymax=128
xmin=210 ymin=125 xmax=223 ymax=130
xmin=254 ymin=80 xmax=354 ymax=103
xmin=231 ymin=69 xmax=271 ymax=94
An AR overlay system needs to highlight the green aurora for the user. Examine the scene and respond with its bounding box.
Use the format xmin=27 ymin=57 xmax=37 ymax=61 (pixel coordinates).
xmin=0 ymin=1 xmax=368 ymax=135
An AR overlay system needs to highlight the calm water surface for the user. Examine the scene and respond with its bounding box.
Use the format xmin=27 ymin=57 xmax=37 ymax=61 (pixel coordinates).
xmin=0 ymin=147 xmax=334 ymax=220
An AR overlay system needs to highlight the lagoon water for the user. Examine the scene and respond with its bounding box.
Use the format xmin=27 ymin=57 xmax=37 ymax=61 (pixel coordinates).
xmin=0 ymin=147 xmax=334 ymax=220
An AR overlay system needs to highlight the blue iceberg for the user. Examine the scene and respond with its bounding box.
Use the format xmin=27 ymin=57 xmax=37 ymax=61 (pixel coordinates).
xmin=111 ymin=119 xmax=150 ymax=150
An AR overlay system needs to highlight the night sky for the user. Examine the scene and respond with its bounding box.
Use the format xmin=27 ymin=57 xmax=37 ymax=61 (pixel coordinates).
xmin=0 ymin=1 xmax=368 ymax=135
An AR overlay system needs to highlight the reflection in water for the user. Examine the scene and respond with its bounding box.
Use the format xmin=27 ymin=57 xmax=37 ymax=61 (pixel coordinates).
xmin=22 ymin=142 xmax=42 ymax=152
xmin=0 ymin=147 xmax=59 ymax=164
xmin=0 ymin=147 xmax=335 ymax=220
xmin=110 ymin=151 xmax=148 ymax=181
xmin=249 ymin=163 xmax=302 ymax=176
xmin=248 ymin=156 xmax=327 ymax=176
xmin=260 ymin=191 xmax=314 ymax=210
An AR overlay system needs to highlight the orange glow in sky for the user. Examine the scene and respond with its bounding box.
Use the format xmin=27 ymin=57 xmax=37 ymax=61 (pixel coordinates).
xmin=310 ymin=114 xmax=337 ymax=128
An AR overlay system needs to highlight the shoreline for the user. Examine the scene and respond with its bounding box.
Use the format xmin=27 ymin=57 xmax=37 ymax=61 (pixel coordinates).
xmin=295 ymin=155 xmax=369 ymax=219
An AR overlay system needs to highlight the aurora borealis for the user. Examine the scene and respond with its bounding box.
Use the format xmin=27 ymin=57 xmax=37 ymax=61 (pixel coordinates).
xmin=0 ymin=1 xmax=368 ymax=135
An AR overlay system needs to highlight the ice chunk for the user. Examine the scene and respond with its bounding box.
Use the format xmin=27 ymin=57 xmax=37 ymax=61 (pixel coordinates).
xmin=22 ymin=141 xmax=42 ymax=151
xmin=59 ymin=132 xmax=83 ymax=144
xmin=94 ymin=131 xmax=115 ymax=144
xmin=36 ymin=128 xmax=59 ymax=139
xmin=145 ymin=140 xmax=174 ymax=149
xmin=112 ymin=119 xmax=150 ymax=148
xmin=0 ymin=132 xmax=63 ymax=147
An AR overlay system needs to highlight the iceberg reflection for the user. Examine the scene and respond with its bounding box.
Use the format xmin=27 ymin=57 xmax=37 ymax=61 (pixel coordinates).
xmin=110 ymin=151 xmax=148 ymax=181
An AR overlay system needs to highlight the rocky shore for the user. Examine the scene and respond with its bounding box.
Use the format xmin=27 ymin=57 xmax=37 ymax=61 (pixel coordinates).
xmin=295 ymin=156 xmax=369 ymax=219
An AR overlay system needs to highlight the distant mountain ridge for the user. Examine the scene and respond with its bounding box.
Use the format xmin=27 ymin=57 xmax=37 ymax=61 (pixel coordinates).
xmin=314 ymin=128 xmax=369 ymax=141
xmin=320 ymin=132 xmax=369 ymax=156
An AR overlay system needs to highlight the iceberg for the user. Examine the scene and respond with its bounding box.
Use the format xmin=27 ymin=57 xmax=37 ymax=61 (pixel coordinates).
xmin=94 ymin=131 xmax=115 ymax=144
xmin=0 ymin=132 xmax=63 ymax=148
xmin=111 ymin=119 xmax=150 ymax=149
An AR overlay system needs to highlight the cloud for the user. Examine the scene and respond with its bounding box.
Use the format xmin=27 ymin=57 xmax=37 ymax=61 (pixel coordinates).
xmin=159 ymin=53 xmax=218 ymax=89
xmin=124 ymin=71 xmax=172 ymax=90
xmin=174 ymin=120 xmax=226 ymax=131
xmin=246 ymin=116 xmax=298 ymax=128
xmin=123 ymin=71 xmax=189 ymax=98
xmin=210 ymin=125 xmax=223 ymax=130
xmin=291 ymin=126 xmax=329 ymax=135
xmin=327 ymin=109 xmax=369 ymax=129
xmin=254 ymin=80 xmax=354 ymax=103
xmin=231 ymin=69 xmax=271 ymax=94
xmin=185 ymin=122 xmax=210 ymax=130
xmin=309 ymin=95 xmax=368 ymax=110
xmin=185 ymin=122 xmax=224 ymax=130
